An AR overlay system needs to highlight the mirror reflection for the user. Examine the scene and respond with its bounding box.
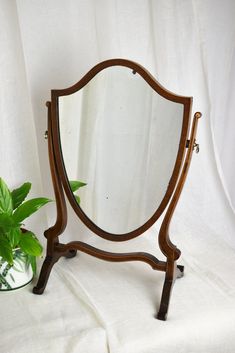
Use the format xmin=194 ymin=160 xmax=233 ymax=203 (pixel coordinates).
xmin=59 ymin=66 xmax=184 ymax=234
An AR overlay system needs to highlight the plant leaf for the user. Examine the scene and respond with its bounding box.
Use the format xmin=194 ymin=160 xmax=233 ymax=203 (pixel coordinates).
xmin=69 ymin=180 xmax=87 ymax=192
xmin=7 ymin=227 xmax=22 ymax=248
xmin=0 ymin=236 xmax=13 ymax=265
xmin=0 ymin=178 xmax=13 ymax=215
xmin=19 ymin=231 xmax=43 ymax=257
xmin=13 ymin=197 xmax=51 ymax=224
xmin=11 ymin=182 xmax=31 ymax=210
xmin=0 ymin=213 xmax=16 ymax=232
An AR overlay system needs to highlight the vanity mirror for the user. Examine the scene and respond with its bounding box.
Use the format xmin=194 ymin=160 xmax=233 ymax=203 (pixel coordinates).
xmin=33 ymin=59 xmax=201 ymax=320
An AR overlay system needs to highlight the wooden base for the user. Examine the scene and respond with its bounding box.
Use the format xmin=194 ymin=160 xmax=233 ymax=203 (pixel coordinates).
xmin=33 ymin=242 xmax=183 ymax=320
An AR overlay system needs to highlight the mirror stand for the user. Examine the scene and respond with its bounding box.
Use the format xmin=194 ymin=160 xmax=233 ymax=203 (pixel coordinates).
xmin=33 ymin=100 xmax=201 ymax=320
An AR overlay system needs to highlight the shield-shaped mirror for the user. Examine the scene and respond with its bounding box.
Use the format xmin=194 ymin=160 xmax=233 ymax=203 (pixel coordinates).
xmin=52 ymin=59 xmax=191 ymax=238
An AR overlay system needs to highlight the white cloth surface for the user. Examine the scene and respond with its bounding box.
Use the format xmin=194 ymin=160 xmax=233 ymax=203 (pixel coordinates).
xmin=0 ymin=0 xmax=235 ymax=352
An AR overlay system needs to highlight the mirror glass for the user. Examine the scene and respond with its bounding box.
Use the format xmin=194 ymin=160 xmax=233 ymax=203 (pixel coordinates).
xmin=58 ymin=66 xmax=184 ymax=234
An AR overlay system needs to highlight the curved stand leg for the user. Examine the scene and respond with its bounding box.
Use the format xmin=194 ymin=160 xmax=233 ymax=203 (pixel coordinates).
xmin=156 ymin=113 xmax=201 ymax=319
xmin=33 ymin=102 xmax=69 ymax=295
xmin=33 ymin=255 xmax=59 ymax=295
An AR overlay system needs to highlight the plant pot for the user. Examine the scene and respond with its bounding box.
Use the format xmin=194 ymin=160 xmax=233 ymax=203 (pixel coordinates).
xmin=0 ymin=249 xmax=33 ymax=291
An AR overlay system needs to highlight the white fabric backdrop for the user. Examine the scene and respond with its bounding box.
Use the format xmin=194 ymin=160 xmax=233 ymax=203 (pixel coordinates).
xmin=14 ymin=0 xmax=235 ymax=245
xmin=1 ymin=0 xmax=235 ymax=352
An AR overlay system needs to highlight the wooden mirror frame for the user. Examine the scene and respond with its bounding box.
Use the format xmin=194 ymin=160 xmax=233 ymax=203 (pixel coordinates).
xmin=33 ymin=59 xmax=201 ymax=321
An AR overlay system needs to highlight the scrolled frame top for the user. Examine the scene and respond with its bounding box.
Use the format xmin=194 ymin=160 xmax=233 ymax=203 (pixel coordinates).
xmin=51 ymin=58 xmax=191 ymax=104
xmin=50 ymin=58 xmax=192 ymax=242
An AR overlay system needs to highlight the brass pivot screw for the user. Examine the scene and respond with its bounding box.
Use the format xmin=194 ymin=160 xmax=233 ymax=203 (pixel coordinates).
xmin=195 ymin=112 xmax=202 ymax=119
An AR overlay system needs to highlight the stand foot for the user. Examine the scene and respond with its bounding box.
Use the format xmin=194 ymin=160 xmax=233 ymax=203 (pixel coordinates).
xmin=33 ymin=255 xmax=58 ymax=295
xmin=157 ymin=279 xmax=173 ymax=321
xmin=156 ymin=264 xmax=184 ymax=320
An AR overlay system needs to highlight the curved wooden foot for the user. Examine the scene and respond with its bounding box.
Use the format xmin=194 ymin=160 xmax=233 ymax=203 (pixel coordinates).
xmin=33 ymin=255 xmax=59 ymax=295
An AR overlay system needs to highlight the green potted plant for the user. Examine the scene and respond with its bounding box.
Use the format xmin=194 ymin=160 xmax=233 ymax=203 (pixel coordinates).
xmin=0 ymin=177 xmax=51 ymax=291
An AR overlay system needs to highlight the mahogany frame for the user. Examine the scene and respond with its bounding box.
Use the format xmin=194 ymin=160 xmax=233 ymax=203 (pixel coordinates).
xmin=33 ymin=59 xmax=201 ymax=320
